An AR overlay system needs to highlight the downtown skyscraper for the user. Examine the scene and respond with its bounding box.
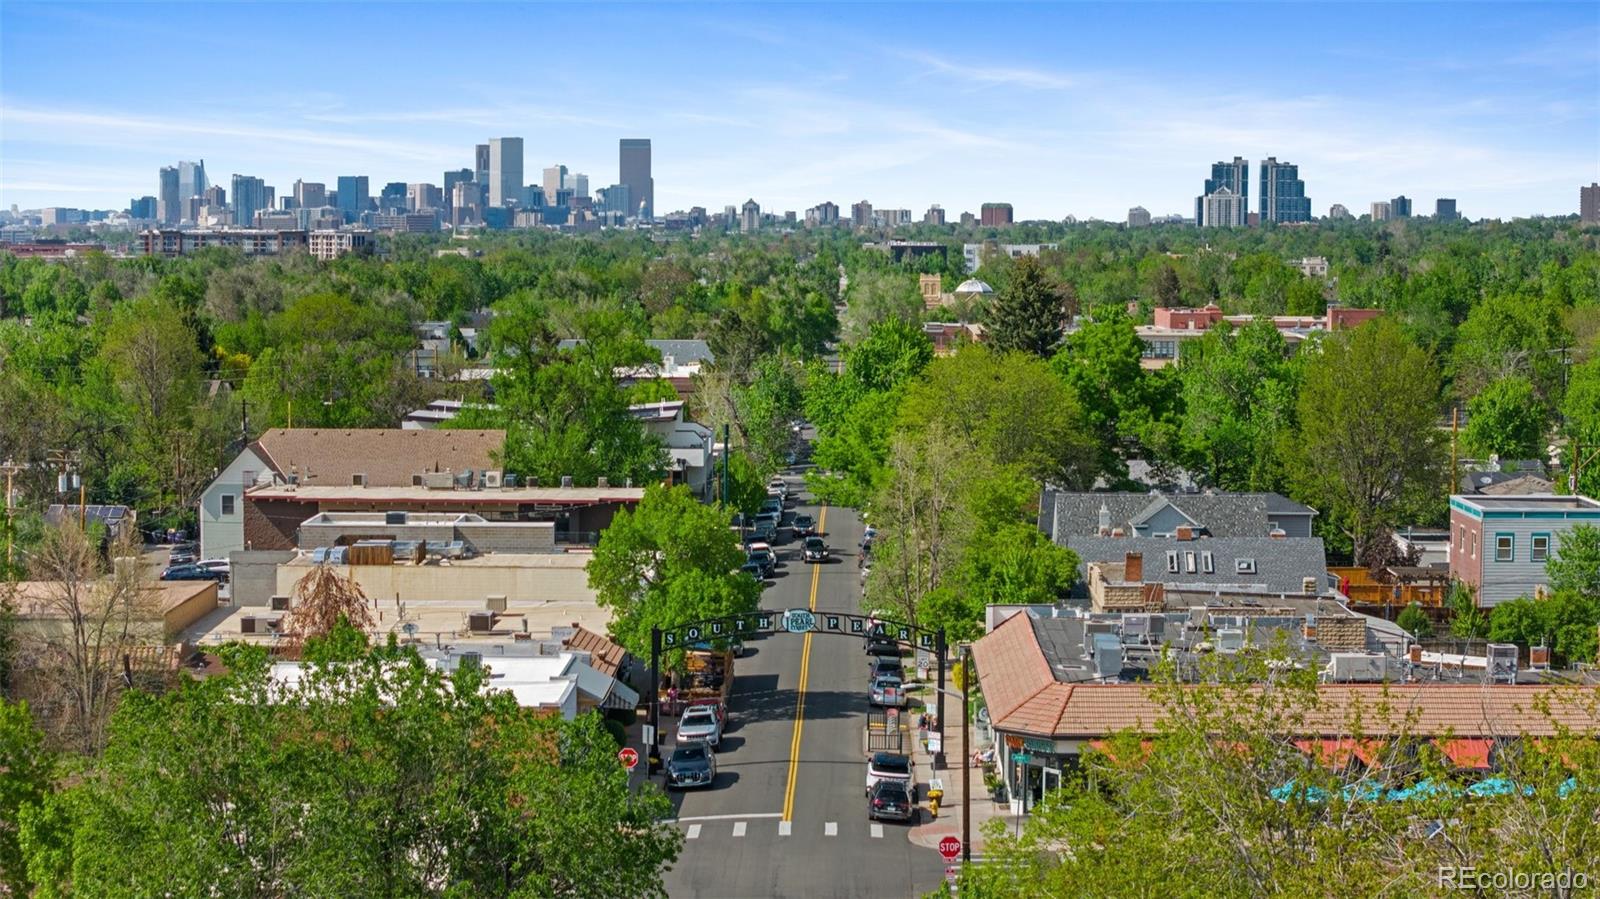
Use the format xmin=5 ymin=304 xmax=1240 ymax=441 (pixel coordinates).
xmin=488 ymin=137 xmax=524 ymax=208
xmin=231 ymin=174 xmax=268 ymax=229
xmin=1196 ymin=156 xmax=1248 ymax=226
xmin=1258 ymin=157 xmax=1311 ymax=223
xmin=618 ymin=138 xmax=653 ymax=221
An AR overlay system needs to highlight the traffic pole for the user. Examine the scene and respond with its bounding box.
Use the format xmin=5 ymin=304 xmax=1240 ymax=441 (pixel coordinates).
xmin=936 ymin=628 xmax=947 ymax=766
xmin=962 ymin=648 xmax=971 ymax=864
xmin=649 ymin=626 xmax=661 ymax=777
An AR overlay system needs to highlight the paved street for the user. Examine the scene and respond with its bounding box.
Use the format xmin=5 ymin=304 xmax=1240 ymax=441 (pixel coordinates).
xmin=660 ymin=482 xmax=947 ymax=899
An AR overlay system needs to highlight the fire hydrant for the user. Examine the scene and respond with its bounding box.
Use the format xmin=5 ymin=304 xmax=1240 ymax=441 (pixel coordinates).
xmin=927 ymin=779 xmax=945 ymax=819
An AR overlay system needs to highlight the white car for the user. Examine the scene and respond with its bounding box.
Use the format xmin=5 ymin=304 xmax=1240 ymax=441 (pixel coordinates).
xmin=677 ymin=707 xmax=723 ymax=749
xmin=196 ymin=559 xmax=230 ymax=579
xmin=865 ymin=751 xmax=913 ymax=797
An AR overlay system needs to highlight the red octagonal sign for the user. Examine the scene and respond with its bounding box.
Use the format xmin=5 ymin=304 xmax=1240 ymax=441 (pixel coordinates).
xmin=619 ymin=747 xmax=640 ymax=771
xmin=938 ymin=836 xmax=962 ymax=861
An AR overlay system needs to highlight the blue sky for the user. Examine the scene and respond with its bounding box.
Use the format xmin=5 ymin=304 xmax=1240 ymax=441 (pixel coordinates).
xmin=2 ymin=2 xmax=1597 ymax=219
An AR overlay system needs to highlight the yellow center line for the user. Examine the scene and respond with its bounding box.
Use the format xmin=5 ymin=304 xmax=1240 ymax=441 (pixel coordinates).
xmin=781 ymin=505 xmax=827 ymax=822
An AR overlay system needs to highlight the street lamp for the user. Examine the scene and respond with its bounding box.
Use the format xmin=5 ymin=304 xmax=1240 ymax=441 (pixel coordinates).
xmin=928 ymin=646 xmax=974 ymax=864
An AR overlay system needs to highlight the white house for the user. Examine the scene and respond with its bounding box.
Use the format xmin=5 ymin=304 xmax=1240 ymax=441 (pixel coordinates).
xmin=197 ymin=445 xmax=271 ymax=561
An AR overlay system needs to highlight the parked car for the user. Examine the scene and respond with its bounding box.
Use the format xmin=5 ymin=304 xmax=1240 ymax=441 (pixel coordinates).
xmin=866 ymin=633 xmax=899 ymax=656
xmin=746 ymin=542 xmax=777 ymax=578
xmin=791 ymin=514 xmax=816 ymax=537
xmin=666 ymin=741 xmax=717 ymax=790
xmin=196 ymin=559 xmax=230 ymax=580
xmin=167 ymin=548 xmax=197 ymax=566
xmin=676 ymin=707 xmax=723 ymax=749
xmin=759 ymin=497 xmax=783 ymax=518
xmin=753 ymin=518 xmax=779 ymax=543
xmin=161 ymin=563 xmax=224 ymax=582
xmin=869 ymin=674 xmax=906 ymax=707
xmin=682 ymin=700 xmax=728 ymax=729
xmin=739 ymin=561 xmax=768 ymax=583
xmin=865 ymin=751 xmax=913 ymax=797
xmin=870 ymin=655 xmax=903 ymax=681
xmin=868 ymin=779 xmax=916 ymax=822
xmin=768 ymin=477 xmax=789 ymax=497
xmin=802 ymin=536 xmax=828 ymax=563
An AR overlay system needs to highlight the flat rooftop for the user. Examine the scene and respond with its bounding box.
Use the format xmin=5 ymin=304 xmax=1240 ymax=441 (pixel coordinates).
xmin=1451 ymin=494 xmax=1600 ymax=515
xmin=249 ymin=484 xmax=648 ymax=505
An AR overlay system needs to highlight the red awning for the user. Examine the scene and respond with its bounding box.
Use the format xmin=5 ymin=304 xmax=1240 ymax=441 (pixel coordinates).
xmin=1294 ymin=738 xmax=1388 ymax=769
xmin=1437 ymin=738 xmax=1493 ymax=770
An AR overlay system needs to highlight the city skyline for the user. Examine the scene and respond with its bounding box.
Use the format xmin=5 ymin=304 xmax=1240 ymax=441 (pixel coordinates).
xmin=1 ymin=3 xmax=1596 ymax=219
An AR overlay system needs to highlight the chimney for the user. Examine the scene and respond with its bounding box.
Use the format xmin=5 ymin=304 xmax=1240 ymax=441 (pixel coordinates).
xmin=1124 ymin=552 xmax=1143 ymax=583
xmin=1408 ymin=644 xmax=1423 ymax=665
xmin=1175 ymin=525 xmax=1193 ymax=541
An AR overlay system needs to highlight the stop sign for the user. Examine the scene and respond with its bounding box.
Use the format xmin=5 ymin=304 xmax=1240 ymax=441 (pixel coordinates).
xmin=938 ymin=835 xmax=961 ymax=861
xmin=619 ymin=747 xmax=639 ymax=771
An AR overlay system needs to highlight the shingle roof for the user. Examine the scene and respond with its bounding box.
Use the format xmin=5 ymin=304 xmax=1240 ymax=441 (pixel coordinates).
xmin=251 ymin=429 xmax=505 ymax=488
xmin=556 ymin=338 xmax=714 ymax=364
xmin=1050 ymin=491 xmax=1315 ymax=540
xmin=1067 ymin=535 xmax=1328 ymax=593
xmin=562 ymin=623 xmax=630 ymax=679
xmin=973 ymin=617 xmax=1598 ymax=739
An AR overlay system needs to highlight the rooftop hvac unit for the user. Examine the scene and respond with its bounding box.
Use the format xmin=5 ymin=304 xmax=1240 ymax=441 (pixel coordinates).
xmin=1326 ymin=652 xmax=1387 ymax=683
xmin=1486 ymin=643 xmax=1519 ymax=683
xmin=1302 ymin=577 xmax=1318 ymax=595
xmin=240 ymin=615 xmax=257 ymax=634
xmin=270 ymin=595 xmax=291 ymax=611
xmin=459 ymin=651 xmax=483 ymax=671
xmin=1091 ymin=632 xmax=1122 ymax=679
xmin=1123 ymin=614 xmax=1152 ymax=641
xmin=1083 ymin=620 xmax=1118 ymax=658
xmin=560 ymin=475 xmax=574 ymax=489
xmin=423 ymin=471 xmax=454 ymax=490
xmin=1215 ymin=627 xmax=1245 ymax=654
xmin=483 ymin=470 xmax=502 ymax=489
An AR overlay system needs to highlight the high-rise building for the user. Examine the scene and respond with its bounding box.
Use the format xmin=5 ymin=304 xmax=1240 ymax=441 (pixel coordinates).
xmin=488 ymin=138 xmax=523 ymax=208
xmin=980 ymin=203 xmax=1014 ymax=227
xmin=475 ymin=144 xmax=491 ymax=187
xmin=1202 ymin=187 xmax=1246 ymax=227
xmin=158 ymin=166 xmax=180 ymax=224
xmin=407 ymin=183 xmax=443 ymax=211
xmin=572 ymin=173 xmax=589 ymax=200
xmin=851 ymin=200 xmax=873 ymax=229
xmin=1329 ymin=204 xmax=1352 ymax=220
xmin=1127 ymin=206 xmax=1151 ymax=227
xmin=177 ymin=160 xmax=208 ymax=210
xmin=129 ymin=196 xmax=157 ymax=220
xmin=231 ymin=175 xmax=268 ymax=231
xmin=1580 ymin=184 xmax=1598 ymax=225
xmin=293 ymin=180 xmax=326 ymax=210
xmin=378 ymin=181 xmax=408 ymax=214
xmin=451 ymin=181 xmax=483 ymax=227
xmin=337 ymin=175 xmax=370 ymax=223
xmin=924 ymin=204 xmax=946 ymax=226
xmin=740 ymin=199 xmax=761 ymax=233
xmin=202 ymin=185 xmax=226 ymax=208
xmin=1195 ymin=157 xmax=1248 ymax=227
xmin=543 ymin=165 xmax=568 ymax=205
xmin=1390 ymin=195 xmax=1412 ymax=218
xmin=1435 ymin=198 xmax=1459 ymax=221
xmin=618 ymin=139 xmax=653 ymax=221
xmin=1370 ymin=201 xmax=1393 ymax=222
xmin=1258 ymin=158 xmax=1311 ymax=223
xmin=443 ymin=168 xmax=473 ymax=212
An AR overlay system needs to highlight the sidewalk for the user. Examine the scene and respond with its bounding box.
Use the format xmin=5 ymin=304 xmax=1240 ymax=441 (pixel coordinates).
xmin=906 ymin=699 xmax=1023 ymax=857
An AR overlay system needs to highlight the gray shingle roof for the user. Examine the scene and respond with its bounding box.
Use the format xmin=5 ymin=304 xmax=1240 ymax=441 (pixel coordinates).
xmin=555 ymin=338 xmax=714 ymax=364
xmin=1066 ymin=535 xmax=1329 ymax=594
xmin=1049 ymin=491 xmax=1315 ymax=541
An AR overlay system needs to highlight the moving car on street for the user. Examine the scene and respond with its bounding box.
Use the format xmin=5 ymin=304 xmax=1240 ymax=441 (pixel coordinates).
xmin=667 ymin=741 xmax=717 ymax=790
xmin=746 ymin=542 xmax=777 ymax=578
xmin=868 ymin=779 xmax=916 ymax=822
xmin=866 ymin=633 xmax=899 ymax=657
xmin=791 ymin=514 xmax=816 ymax=537
xmin=160 ymin=563 xmax=225 ymax=582
xmin=870 ymin=655 xmax=903 ymax=681
xmin=802 ymin=536 xmax=828 ymax=562
xmin=865 ymin=751 xmax=913 ymax=797
xmin=869 ymin=673 xmax=906 ymax=707
xmin=677 ymin=706 xmax=723 ymax=749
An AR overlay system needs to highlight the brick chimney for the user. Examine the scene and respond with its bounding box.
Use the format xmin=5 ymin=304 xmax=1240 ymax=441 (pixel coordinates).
xmin=1124 ymin=552 xmax=1143 ymax=583
xmin=1175 ymin=525 xmax=1193 ymax=541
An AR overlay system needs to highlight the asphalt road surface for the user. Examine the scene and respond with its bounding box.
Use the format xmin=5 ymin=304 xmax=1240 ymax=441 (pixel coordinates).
xmin=660 ymin=479 xmax=946 ymax=899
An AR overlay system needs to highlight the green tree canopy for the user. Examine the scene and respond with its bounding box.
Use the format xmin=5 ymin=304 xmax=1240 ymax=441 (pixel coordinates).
xmin=1176 ymin=318 xmax=1300 ymax=491
xmin=985 ymin=255 xmax=1067 ymax=357
xmin=1462 ymin=375 xmax=1546 ymax=460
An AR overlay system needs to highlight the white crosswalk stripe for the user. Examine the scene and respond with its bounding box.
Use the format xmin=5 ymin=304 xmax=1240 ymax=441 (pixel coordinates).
xmin=778 ymin=820 xmax=792 ymax=836
xmin=824 ymin=821 xmax=838 ymax=836
xmin=686 ymin=824 xmax=701 ymax=840
xmin=870 ymin=823 xmax=884 ymax=839
xmin=732 ymin=821 xmax=747 ymax=838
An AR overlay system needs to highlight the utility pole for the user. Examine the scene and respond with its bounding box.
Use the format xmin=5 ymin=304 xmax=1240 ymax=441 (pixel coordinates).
xmin=962 ymin=647 xmax=972 ymax=864
xmin=721 ymin=423 xmax=730 ymax=508
xmin=1 ymin=459 xmax=18 ymax=570
xmin=1450 ymin=406 xmax=1458 ymax=500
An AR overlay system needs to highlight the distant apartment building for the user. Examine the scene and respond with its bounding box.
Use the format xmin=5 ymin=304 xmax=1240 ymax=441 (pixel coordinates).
xmin=1195 ymin=157 xmax=1248 ymax=227
xmin=924 ymin=204 xmax=946 ymax=225
xmin=1449 ymin=494 xmax=1600 ymax=607
xmin=129 ymin=196 xmax=157 ymax=220
xmin=1258 ymin=157 xmax=1312 ymax=223
xmin=308 ymin=229 xmax=373 ymax=260
xmin=1127 ymin=206 xmax=1151 ymax=227
xmin=962 ymin=242 xmax=1058 ymax=273
xmin=1390 ymin=195 xmax=1412 ymax=218
xmin=1293 ymin=256 xmax=1330 ymax=278
xmin=740 ymin=199 xmax=761 ymax=233
xmin=142 ymin=228 xmax=311 ymax=257
xmin=488 ymin=137 xmax=524 ymax=208
xmin=1435 ymin=198 xmax=1459 ymax=221
xmin=1329 ymin=203 xmax=1352 ymax=220
xmin=1134 ymin=303 xmax=1381 ymax=368
xmin=618 ymin=139 xmax=653 ymax=221
xmin=254 ymin=210 xmax=300 ymax=230
xmin=1370 ymin=201 xmax=1393 ymax=222
xmin=806 ymin=201 xmax=839 ymax=227
xmin=1201 ymin=187 xmax=1246 ymax=228
xmin=851 ymin=200 xmax=874 ymax=229
xmin=370 ymin=212 xmax=439 ymax=233
xmin=1582 ymin=183 xmax=1600 ymax=225
xmin=980 ymin=203 xmax=1014 ymax=227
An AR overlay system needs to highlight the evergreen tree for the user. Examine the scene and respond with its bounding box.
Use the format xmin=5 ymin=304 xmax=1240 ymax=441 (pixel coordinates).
xmin=986 ymin=255 xmax=1065 ymax=358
